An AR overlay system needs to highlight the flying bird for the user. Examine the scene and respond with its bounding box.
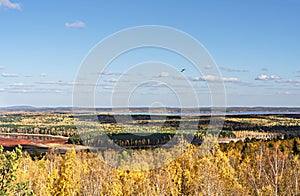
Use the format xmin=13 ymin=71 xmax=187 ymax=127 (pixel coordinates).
xmin=181 ymin=68 xmax=186 ymax=72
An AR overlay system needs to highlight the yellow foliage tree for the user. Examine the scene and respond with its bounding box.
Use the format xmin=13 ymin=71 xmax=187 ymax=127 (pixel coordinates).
xmin=48 ymin=148 xmax=81 ymax=196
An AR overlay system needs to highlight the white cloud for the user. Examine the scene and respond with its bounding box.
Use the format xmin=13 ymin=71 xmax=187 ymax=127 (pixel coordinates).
xmin=276 ymin=79 xmax=300 ymax=84
xmin=270 ymin=75 xmax=280 ymax=79
xmin=37 ymin=80 xmax=75 ymax=86
xmin=65 ymin=21 xmax=85 ymax=28
xmin=255 ymin=74 xmax=269 ymax=80
xmin=255 ymin=74 xmax=280 ymax=81
xmin=140 ymin=81 xmax=167 ymax=88
xmin=0 ymin=66 xmax=5 ymax=69
xmin=104 ymin=78 xmax=118 ymax=83
xmin=9 ymin=83 xmax=33 ymax=87
xmin=37 ymin=80 xmax=98 ymax=86
xmin=0 ymin=0 xmax=21 ymax=10
xmin=172 ymin=75 xmax=186 ymax=80
xmin=54 ymin=90 xmax=63 ymax=93
xmin=40 ymin=73 xmax=47 ymax=77
xmin=10 ymin=83 xmax=25 ymax=87
xmin=98 ymin=70 xmax=123 ymax=76
xmin=191 ymin=75 xmax=240 ymax=83
xmin=204 ymin=65 xmax=212 ymax=69
xmin=190 ymin=77 xmax=204 ymax=81
xmin=203 ymin=75 xmax=240 ymax=83
xmin=8 ymin=89 xmax=29 ymax=93
xmin=222 ymin=77 xmax=241 ymax=83
xmin=157 ymin=72 xmax=169 ymax=77
xmin=221 ymin=67 xmax=248 ymax=72
xmin=1 ymin=72 xmax=18 ymax=77
xmin=103 ymin=85 xmax=114 ymax=89
xmin=7 ymin=88 xmax=64 ymax=94
xmin=37 ymin=80 xmax=63 ymax=85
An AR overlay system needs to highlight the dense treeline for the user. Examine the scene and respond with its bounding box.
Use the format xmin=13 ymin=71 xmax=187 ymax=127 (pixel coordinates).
xmin=2 ymin=113 xmax=300 ymax=139
xmin=2 ymin=137 xmax=300 ymax=195
xmin=0 ymin=125 xmax=77 ymax=137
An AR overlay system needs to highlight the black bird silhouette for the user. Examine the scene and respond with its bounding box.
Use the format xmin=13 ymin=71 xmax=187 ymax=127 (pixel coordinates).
xmin=181 ymin=68 xmax=186 ymax=72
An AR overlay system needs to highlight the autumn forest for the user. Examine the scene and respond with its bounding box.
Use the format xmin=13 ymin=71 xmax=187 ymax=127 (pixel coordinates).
xmin=1 ymin=109 xmax=300 ymax=195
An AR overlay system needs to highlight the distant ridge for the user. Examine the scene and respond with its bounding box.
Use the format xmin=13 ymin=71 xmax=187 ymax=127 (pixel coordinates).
xmin=0 ymin=105 xmax=72 ymax=112
xmin=0 ymin=105 xmax=38 ymax=111
xmin=0 ymin=106 xmax=300 ymax=114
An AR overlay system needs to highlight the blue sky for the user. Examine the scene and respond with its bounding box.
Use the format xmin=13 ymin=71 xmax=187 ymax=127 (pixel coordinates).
xmin=0 ymin=0 xmax=300 ymax=107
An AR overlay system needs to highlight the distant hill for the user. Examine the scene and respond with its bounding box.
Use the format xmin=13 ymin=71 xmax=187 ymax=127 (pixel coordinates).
xmin=0 ymin=105 xmax=38 ymax=111
xmin=0 ymin=106 xmax=300 ymax=114
xmin=0 ymin=106 xmax=71 ymax=112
